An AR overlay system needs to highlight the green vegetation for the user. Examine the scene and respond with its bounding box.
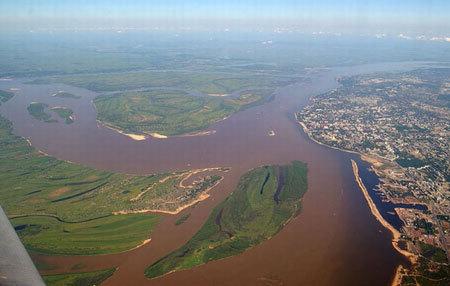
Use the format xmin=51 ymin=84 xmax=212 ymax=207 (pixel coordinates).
xmin=396 ymin=152 xmax=427 ymax=168
xmin=0 ymin=90 xmax=14 ymax=102
xmin=413 ymin=218 xmax=435 ymax=235
xmin=43 ymin=268 xmax=115 ymax=286
xmin=34 ymin=260 xmax=57 ymax=271
xmin=0 ymin=37 xmax=156 ymax=77
xmin=27 ymin=102 xmax=56 ymax=123
xmin=13 ymin=214 xmax=158 ymax=255
xmin=145 ymin=161 xmax=308 ymax=278
xmin=94 ymin=89 xmax=271 ymax=136
xmin=28 ymin=103 xmax=75 ymax=124
xmin=0 ymin=93 xmax=222 ymax=255
xmin=0 ymin=123 xmax=222 ymax=219
xmin=436 ymin=214 xmax=449 ymax=221
xmin=413 ymin=257 xmax=449 ymax=286
xmin=420 ymin=242 xmax=448 ymax=264
xmin=51 ymin=106 xmax=74 ymax=124
xmin=401 ymin=243 xmax=450 ymax=286
xmin=175 ymin=213 xmax=191 ymax=226
xmin=34 ymin=70 xmax=285 ymax=94
xmin=24 ymin=56 xmax=297 ymax=136
xmin=2 ymin=32 xmax=450 ymax=79
xmin=53 ymin=91 xmax=81 ymax=99
xmin=35 ymin=70 xmax=287 ymax=135
xmin=0 ymin=111 xmax=162 ymax=254
xmin=0 ymin=111 xmax=159 ymax=221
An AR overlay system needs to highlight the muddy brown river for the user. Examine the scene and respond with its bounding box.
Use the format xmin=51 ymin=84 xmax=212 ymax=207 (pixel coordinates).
xmin=0 ymin=62 xmax=426 ymax=285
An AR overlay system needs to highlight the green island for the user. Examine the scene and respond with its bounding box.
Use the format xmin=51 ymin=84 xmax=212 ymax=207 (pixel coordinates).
xmin=43 ymin=268 xmax=115 ymax=286
xmin=0 ymin=90 xmax=14 ymax=102
xmin=174 ymin=213 xmax=191 ymax=226
xmin=145 ymin=161 xmax=308 ymax=278
xmin=94 ymin=89 xmax=271 ymax=136
xmin=0 ymin=95 xmax=225 ymax=255
xmin=52 ymin=91 xmax=81 ymax=99
xmin=31 ymin=70 xmax=291 ymax=136
xmin=27 ymin=102 xmax=57 ymax=123
xmin=32 ymin=70 xmax=288 ymax=94
xmin=51 ymin=106 xmax=74 ymax=124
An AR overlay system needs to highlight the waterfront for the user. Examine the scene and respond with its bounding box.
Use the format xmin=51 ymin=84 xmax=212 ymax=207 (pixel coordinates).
xmin=0 ymin=62 xmax=425 ymax=285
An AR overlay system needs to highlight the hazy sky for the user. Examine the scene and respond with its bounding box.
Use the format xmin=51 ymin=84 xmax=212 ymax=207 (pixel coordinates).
xmin=1 ymin=0 xmax=449 ymax=35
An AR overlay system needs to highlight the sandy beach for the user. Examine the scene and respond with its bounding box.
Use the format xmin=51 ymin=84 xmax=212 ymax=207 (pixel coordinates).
xmin=149 ymin=132 xmax=168 ymax=139
xmin=98 ymin=121 xmax=147 ymax=141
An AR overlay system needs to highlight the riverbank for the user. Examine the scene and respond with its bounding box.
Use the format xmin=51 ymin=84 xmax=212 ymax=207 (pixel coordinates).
xmin=176 ymin=130 xmax=216 ymax=137
xmin=351 ymin=160 xmax=417 ymax=264
xmin=129 ymin=239 xmax=151 ymax=252
xmin=97 ymin=120 xmax=147 ymax=141
xmin=390 ymin=265 xmax=407 ymax=286
xmin=149 ymin=132 xmax=168 ymax=139
xmin=98 ymin=120 xmax=218 ymax=140
xmin=145 ymin=161 xmax=308 ymax=279
xmin=296 ymin=115 xmax=360 ymax=156
xmin=113 ymin=176 xmax=224 ymax=216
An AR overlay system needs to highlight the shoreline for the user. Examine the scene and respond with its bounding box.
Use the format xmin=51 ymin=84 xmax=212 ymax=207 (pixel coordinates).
xmin=92 ymin=101 xmax=223 ymax=141
xmin=391 ymin=265 xmax=405 ymax=286
xmin=176 ymin=130 xmax=216 ymax=137
xmin=296 ymin=115 xmax=360 ymax=156
xmin=149 ymin=132 xmax=168 ymax=139
xmin=97 ymin=120 xmax=147 ymax=141
xmin=296 ymin=115 xmax=416 ymax=284
xmin=113 ymin=176 xmax=224 ymax=216
xmin=98 ymin=120 xmax=217 ymax=140
xmin=351 ymin=160 xmax=417 ymax=265
xmin=91 ymin=101 xmax=145 ymax=140
xmin=129 ymin=238 xmax=151 ymax=252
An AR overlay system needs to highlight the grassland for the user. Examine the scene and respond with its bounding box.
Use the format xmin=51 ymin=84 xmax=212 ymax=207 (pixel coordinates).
xmin=0 ymin=95 xmax=224 ymax=255
xmin=12 ymin=214 xmax=159 ymax=255
xmin=51 ymin=106 xmax=74 ymax=124
xmin=32 ymin=70 xmax=289 ymax=94
xmin=29 ymin=65 xmax=295 ymax=136
xmin=43 ymin=268 xmax=115 ymax=286
xmin=94 ymin=89 xmax=272 ymax=136
xmin=145 ymin=161 xmax=308 ymax=278
xmin=27 ymin=102 xmax=56 ymax=123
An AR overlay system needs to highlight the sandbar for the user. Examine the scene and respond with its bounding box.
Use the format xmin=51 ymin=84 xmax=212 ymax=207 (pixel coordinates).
xmin=351 ymin=159 xmax=417 ymax=264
